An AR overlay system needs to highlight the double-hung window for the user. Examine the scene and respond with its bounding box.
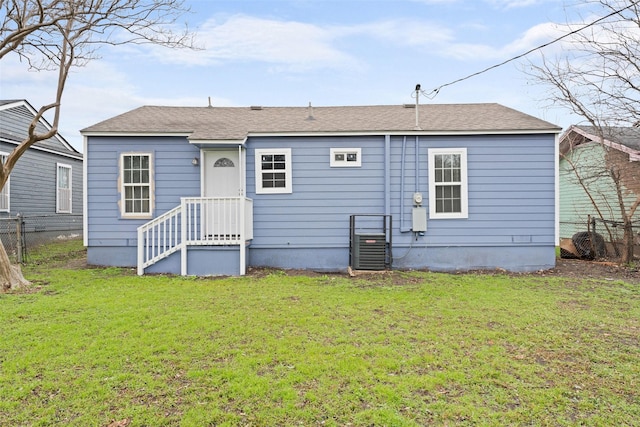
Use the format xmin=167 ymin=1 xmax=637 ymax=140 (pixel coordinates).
xmin=255 ymin=148 xmax=292 ymax=194
xmin=121 ymin=153 xmax=152 ymax=217
xmin=428 ymin=148 xmax=468 ymax=219
xmin=0 ymin=153 xmax=9 ymax=212
xmin=56 ymin=163 xmax=72 ymax=213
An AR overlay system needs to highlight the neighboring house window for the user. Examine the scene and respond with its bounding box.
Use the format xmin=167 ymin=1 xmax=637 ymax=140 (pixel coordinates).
xmin=255 ymin=148 xmax=292 ymax=194
xmin=428 ymin=148 xmax=468 ymax=219
xmin=121 ymin=153 xmax=152 ymax=217
xmin=56 ymin=163 xmax=72 ymax=213
xmin=0 ymin=153 xmax=9 ymax=212
xmin=330 ymin=148 xmax=361 ymax=167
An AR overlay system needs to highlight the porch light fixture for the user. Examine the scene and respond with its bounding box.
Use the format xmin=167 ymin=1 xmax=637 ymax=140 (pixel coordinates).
xmin=192 ymin=157 xmax=199 ymax=166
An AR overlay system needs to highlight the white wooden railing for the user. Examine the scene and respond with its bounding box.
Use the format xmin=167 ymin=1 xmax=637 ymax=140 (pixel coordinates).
xmin=137 ymin=204 xmax=182 ymax=274
xmin=182 ymin=197 xmax=253 ymax=244
xmin=137 ymin=197 xmax=253 ymax=275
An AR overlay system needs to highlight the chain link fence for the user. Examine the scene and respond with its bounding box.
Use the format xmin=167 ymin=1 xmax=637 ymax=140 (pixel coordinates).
xmin=0 ymin=214 xmax=82 ymax=263
xmin=560 ymin=216 xmax=640 ymax=262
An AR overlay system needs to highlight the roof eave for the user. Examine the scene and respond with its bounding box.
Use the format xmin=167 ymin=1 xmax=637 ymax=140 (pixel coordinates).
xmin=188 ymin=137 xmax=247 ymax=146
xmin=82 ymin=128 xmax=561 ymax=141
xmin=561 ymin=125 xmax=640 ymax=161
xmin=0 ymin=137 xmax=83 ymax=160
xmin=248 ymin=128 xmax=561 ymax=137
xmin=80 ymin=131 xmax=193 ymax=138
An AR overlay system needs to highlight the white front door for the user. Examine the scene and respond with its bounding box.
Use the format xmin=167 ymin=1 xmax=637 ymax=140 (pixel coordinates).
xmin=203 ymin=150 xmax=242 ymax=236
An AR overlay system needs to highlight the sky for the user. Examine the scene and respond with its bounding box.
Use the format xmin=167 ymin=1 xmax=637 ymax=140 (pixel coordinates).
xmin=1 ymin=0 xmax=596 ymax=151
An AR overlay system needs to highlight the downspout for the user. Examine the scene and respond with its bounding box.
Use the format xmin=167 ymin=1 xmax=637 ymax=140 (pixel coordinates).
xmin=400 ymin=136 xmax=411 ymax=232
xmin=385 ymin=135 xmax=391 ymax=216
xmin=199 ymin=148 xmax=204 ymax=196
xmin=238 ymin=144 xmax=245 ymax=275
xmin=238 ymin=144 xmax=243 ymax=196
xmin=82 ymin=135 xmax=88 ymax=247
xmin=400 ymin=136 xmax=421 ymax=233
xmin=415 ymin=136 xmax=420 ymax=194
xmin=554 ymin=132 xmax=560 ymax=247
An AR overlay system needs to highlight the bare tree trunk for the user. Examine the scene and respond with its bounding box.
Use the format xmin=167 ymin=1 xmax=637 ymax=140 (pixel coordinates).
xmin=0 ymin=0 xmax=194 ymax=289
xmin=0 ymin=241 xmax=30 ymax=292
xmin=622 ymin=221 xmax=635 ymax=264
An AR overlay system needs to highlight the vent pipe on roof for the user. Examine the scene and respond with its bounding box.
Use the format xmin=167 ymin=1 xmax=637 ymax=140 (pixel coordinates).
xmin=208 ymin=97 xmax=212 ymax=108
xmin=414 ymin=84 xmax=422 ymax=130
xmin=306 ymin=101 xmax=315 ymax=121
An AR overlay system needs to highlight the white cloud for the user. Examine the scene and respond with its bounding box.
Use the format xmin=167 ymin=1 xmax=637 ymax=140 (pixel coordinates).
xmin=486 ymin=0 xmax=550 ymax=9
xmin=152 ymin=14 xmax=360 ymax=71
xmin=353 ymin=19 xmax=454 ymax=46
xmin=148 ymin=13 xmax=457 ymax=73
xmin=500 ymin=21 xmax=568 ymax=56
xmin=411 ymin=0 xmax=551 ymax=8
xmin=1 ymin=55 xmax=229 ymax=150
xmin=436 ymin=20 xmax=566 ymax=61
xmin=409 ymin=0 xmax=460 ymax=4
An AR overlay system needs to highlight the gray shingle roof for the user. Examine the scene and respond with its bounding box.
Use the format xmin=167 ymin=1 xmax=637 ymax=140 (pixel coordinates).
xmin=574 ymin=125 xmax=640 ymax=151
xmin=81 ymin=103 xmax=560 ymax=140
xmin=0 ymin=99 xmax=81 ymax=157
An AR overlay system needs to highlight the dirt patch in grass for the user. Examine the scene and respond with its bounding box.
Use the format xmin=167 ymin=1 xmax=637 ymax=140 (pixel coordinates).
xmin=37 ymin=243 xmax=640 ymax=285
xmin=541 ymin=258 xmax=640 ymax=283
xmin=249 ymin=258 xmax=640 ymax=285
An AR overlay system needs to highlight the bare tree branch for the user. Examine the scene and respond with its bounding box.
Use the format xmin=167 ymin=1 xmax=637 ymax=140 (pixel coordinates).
xmin=530 ymin=0 xmax=640 ymax=263
xmin=0 ymin=0 xmax=195 ymax=291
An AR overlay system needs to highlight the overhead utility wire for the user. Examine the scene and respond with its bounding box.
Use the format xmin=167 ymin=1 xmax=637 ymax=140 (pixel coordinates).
xmin=423 ymin=0 xmax=640 ymax=99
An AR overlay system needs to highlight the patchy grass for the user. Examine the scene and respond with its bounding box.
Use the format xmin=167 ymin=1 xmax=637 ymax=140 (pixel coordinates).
xmin=0 ymin=240 xmax=638 ymax=426
xmin=24 ymin=237 xmax=87 ymax=267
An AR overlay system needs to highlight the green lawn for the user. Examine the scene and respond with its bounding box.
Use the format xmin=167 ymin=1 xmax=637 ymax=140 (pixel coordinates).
xmin=1 ymin=239 xmax=638 ymax=426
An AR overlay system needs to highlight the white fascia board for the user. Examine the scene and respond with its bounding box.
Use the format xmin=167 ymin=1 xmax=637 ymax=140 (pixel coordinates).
xmin=188 ymin=138 xmax=247 ymax=146
xmin=0 ymin=137 xmax=83 ymax=160
xmin=80 ymin=131 xmax=192 ymax=138
xmin=248 ymin=129 xmax=561 ymax=138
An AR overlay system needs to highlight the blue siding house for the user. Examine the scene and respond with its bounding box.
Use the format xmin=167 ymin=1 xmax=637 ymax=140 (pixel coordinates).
xmin=0 ymin=100 xmax=83 ymax=242
xmin=81 ymin=103 xmax=561 ymax=275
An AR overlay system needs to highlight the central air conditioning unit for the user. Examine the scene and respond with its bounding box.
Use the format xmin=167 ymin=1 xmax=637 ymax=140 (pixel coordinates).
xmin=349 ymin=215 xmax=392 ymax=271
xmin=352 ymin=234 xmax=387 ymax=270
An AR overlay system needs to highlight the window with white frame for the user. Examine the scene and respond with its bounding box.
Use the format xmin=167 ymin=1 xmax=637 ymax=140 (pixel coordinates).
xmin=121 ymin=153 xmax=152 ymax=217
xmin=330 ymin=148 xmax=361 ymax=167
xmin=428 ymin=148 xmax=468 ymax=219
xmin=0 ymin=153 xmax=9 ymax=212
xmin=56 ymin=163 xmax=72 ymax=213
xmin=255 ymin=148 xmax=292 ymax=194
